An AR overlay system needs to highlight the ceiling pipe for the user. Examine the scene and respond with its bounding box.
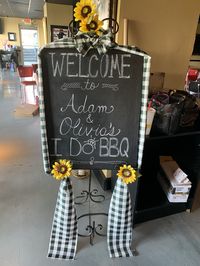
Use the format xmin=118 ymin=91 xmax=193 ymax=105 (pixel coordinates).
xmin=28 ymin=0 xmax=32 ymax=15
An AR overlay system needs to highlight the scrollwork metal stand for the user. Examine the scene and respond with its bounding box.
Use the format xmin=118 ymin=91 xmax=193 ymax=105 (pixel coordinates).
xmin=75 ymin=170 xmax=108 ymax=245
xmin=75 ymin=171 xmax=105 ymax=205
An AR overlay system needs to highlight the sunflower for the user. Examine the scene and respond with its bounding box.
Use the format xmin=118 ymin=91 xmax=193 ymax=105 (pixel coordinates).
xmin=74 ymin=0 xmax=96 ymax=22
xmin=51 ymin=159 xmax=72 ymax=180
xmin=117 ymin=164 xmax=137 ymax=185
xmin=80 ymin=14 xmax=103 ymax=35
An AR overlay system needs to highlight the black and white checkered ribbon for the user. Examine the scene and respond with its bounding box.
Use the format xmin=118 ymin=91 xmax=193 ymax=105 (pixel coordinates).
xmin=74 ymin=30 xmax=115 ymax=56
xmin=107 ymin=178 xmax=133 ymax=258
xmin=47 ymin=178 xmax=78 ymax=260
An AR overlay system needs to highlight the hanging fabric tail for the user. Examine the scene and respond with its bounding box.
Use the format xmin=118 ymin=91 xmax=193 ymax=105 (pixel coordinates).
xmin=107 ymin=178 xmax=133 ymax=258
xmin=47 ymin=178 xmax=78 ymax=260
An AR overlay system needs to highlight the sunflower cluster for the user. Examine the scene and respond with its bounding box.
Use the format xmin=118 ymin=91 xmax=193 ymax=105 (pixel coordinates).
xmin=51 ymin=159 xmax=72 ymax=180
xmin=74 ymin=0 xmax=103 ymax=35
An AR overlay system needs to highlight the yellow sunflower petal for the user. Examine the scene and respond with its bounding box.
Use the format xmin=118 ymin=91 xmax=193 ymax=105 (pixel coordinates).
xmin=51 ymin=169 xmax=55 ymax=175
xmin=66 ymin=161 xmax=72 ymax=167
xmin=128 ymin=165 xmax=135 ymax=171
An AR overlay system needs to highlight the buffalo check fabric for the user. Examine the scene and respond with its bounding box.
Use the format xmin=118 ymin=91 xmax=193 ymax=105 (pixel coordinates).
xmin=74 ymin=30 xmax=115 ymax=56
xmin=47 ymin=178 xmax=78 ymax=260
xmin=107 ymin=178 xmax=133 ymax=258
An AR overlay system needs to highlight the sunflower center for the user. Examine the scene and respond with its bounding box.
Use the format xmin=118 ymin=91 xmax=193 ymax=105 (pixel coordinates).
xmin=81 ymin=5 xmax=92 ymax=17
xmin=58 ymin=165 xmax=67 ymax=174
xmin=87 ymin=20 xmax=98 ymax=31
xmin=122 ymin=169 xmax=131 ymax=178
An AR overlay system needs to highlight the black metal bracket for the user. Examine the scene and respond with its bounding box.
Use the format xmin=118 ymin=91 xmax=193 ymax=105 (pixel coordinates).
xmin=78 ymin=213 xmax=108 ymax=245
xmin=75 ymin=170 xmax=108 ymax=245
xmin=75 ymin=171 xmax=105 ymax=205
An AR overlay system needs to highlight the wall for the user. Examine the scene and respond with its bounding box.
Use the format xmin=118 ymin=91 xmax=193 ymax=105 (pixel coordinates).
xmin=44 ymin=3 xmax=73 ymax=43
xmin=117 ymin=0 xmax=200 ymax=89
xmin=0 ymin=17 xmax=45 ymax=49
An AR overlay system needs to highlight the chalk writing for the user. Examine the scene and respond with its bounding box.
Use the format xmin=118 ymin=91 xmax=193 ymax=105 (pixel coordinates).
xmin=41 ymin=47 xmax=143 ymax=168
xmin=50 ymin=52 xmax=131 ymax=79
xmin=60 ymin=94 xmax=114 ymax=115
xmin=81 ymin=79 xmax=99 ymax=91
xmin=59 ymin=118 xmax=121 ymax=137
xmin=51 ymin=137 xmax=129 ymax=158
xmin=86 ymin=114 xmax=94 ymax=124
xmin=102 ymin=83 xmax=119 ymax=91
xmin=50 ymin=138 xmax=62 ymax=156
xmin=60 ymin=82 xmax=81 ymax=90
xmin=50 ymin=51 xmax=132 ymax=161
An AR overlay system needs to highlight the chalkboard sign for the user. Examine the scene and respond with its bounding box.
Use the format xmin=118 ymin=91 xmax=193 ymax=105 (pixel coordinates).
xmin=40 ymin=47 xmax=145 ymax=170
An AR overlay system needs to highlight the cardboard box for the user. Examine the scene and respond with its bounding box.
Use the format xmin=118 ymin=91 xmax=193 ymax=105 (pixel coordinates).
xmin=157 ymin=172 xmax=190 ymax=203
xmin=14 ymin=104 xmax=39 ymax=117
xmin=158 ymin=156 xmax=192 ymax=203
xmin=160 ymin=156 xmax=191 ymax=186
xmin=149 ymin=72 xmax=165 ymax=90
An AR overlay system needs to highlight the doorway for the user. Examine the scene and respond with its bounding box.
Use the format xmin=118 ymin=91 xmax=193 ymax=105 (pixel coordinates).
xmin=189 ymin=16 xmax=200 ymax=69
xmin=19 ymin=26 xmax=39 ymax=65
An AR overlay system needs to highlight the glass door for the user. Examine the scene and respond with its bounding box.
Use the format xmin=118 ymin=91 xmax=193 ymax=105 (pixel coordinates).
xmin=19 ymin=26 xmax=39 ymax=65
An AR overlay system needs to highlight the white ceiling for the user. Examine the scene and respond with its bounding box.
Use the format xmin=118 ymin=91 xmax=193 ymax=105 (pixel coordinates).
xmin=0 ymin=0 xmax=75 ymax=19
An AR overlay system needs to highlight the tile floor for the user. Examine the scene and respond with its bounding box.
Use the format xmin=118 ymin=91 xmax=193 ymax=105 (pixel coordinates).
xmin=1 ymin=70 xmax=200 ymax=266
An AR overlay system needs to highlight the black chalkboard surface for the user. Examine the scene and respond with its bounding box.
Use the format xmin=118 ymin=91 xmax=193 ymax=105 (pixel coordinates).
xmin=40 ymin=47 xmax=144 ymax=169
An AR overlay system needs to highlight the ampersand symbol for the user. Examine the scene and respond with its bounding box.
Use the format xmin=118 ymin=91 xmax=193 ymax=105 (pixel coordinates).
xmin=86 ymin=114 xmax=93 ymax=124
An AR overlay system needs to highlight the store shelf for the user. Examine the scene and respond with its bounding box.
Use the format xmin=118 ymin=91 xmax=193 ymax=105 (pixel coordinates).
xmin=134 ymin=131 xmax=200 ymax=224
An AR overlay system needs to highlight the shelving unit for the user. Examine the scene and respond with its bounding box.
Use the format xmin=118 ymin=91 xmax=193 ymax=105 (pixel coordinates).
xmin=95 ymin=130 xmax=200 ymax=225
xmin=134 ymin=131 xmax=200 ymax=224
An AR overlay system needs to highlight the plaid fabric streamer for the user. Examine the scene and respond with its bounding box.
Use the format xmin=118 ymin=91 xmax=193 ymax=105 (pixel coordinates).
xmin=107 ymin=178 xmax=133 ymax=258
xmin=47 ymin=178 xmax=78 ymax=260
xmin=113 ymin=46 xmax=151 ymax=169
xmin=74 ymin=30 xmax=115 ymax=56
